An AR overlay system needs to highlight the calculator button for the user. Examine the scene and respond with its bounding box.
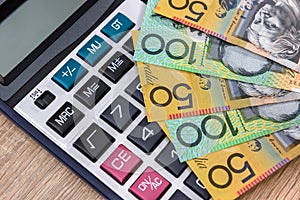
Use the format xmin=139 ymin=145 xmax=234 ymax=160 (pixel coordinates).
xmin=127 ymin=117 xmax=165 ymax=154
xmin=125 ymin=76 xmax=144 ymax=105
xmin=122 ymin=37 xmax=134 ymax=55
xmin=101 ymin=13 xmax=135 ymax=43
xmin=100 ymin=96 xmax=141 ymax=133
xmin=34 ymin=90 xmax=55 ymax=110
xmin=46 ymin=102 xmax=84 ymax=137
xmin=155 ymin=142 xmax=187 ymax=178
xmin=101 ymin=144 xmax=142 ymax=185
xmin=129 ymin=167 xmax=171 ymax=200
xmin=77 ymin=35 xmax=112 ymax=66
xmin=74 ymin=75 xmax=111 ymax=109
xmin=73 ymin=123 xmax=115 ymax=162
xmin=184 ymin=172 xmax=211 ymax=200
xmin=169 ymin=190 xmax=191 ymax=200
xmin=99 ymin=51 xmax=134 ymax=83
xmin=52 ymin=59 xmax=87 ymax=91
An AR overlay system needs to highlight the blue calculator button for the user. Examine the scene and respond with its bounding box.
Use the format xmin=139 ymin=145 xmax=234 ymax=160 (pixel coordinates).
xmin=101 ymin=13 xmax=135 ymax=43
xmin=52 ymin=58 xmax=87 ymax=91
xmin=77 ymin=35 xmax=112 ymax=66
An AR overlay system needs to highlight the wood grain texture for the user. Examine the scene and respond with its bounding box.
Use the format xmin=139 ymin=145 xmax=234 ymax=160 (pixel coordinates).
xmin=0 ymin=112 xmax=299 ymax=200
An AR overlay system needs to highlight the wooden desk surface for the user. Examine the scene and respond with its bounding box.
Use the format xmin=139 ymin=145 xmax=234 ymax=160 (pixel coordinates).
xmin=0 ymin=112 xmax=299 ymax=200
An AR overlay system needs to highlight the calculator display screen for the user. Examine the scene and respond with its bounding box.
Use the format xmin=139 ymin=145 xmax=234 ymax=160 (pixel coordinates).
xmin=0 ymin=0 xmax=86 ymax=77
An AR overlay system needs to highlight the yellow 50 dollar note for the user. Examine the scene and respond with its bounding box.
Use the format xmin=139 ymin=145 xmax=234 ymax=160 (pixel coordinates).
xmin=134 ymin=49 xmax=300 ymax=122
xmin=155 ymin=0 xmax=300 ymax=72
xmin=160 ymin=121 xmax=300 ymax=200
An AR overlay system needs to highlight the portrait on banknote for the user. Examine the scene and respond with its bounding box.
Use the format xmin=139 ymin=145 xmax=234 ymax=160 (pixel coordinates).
xmin=226 ymin=80 xmax=290 ymax=99
xmin=241 ymin=100 xmax=300 ymax=123
xmin=233 ymin=0 xmax=300 ymax=63
xmin=209 ymin=38 xmax=287 ymax=76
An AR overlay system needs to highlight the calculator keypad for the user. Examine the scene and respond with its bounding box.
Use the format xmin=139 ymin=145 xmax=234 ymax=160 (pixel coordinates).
xmin=15 ymin=1 xmax=211 ymax=199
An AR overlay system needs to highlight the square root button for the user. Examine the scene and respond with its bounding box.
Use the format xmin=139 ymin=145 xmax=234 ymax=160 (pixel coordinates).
xmin=129 ymin=167 xmax=171 ymax=200
xmin=101 ymin=144 xmax=142 ymax=185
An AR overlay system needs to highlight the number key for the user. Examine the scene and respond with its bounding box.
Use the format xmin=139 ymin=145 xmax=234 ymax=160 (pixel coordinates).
xmin=127 ymin=117 xmax=165 ymax=154
xmin=100 ymin=96 xmax=140 ymax=133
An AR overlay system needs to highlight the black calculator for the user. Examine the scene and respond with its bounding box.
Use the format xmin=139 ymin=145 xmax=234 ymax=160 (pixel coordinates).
xmin=0 ymin=0 xmax=211 ymax=199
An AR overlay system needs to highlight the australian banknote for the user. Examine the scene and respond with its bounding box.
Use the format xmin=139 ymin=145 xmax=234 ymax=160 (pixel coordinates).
xmin=134 ymin=49 xmax=300 ymax=121
xmin=134 ymin=0 xmax=300 ymax=92
xmin=159 ymin=121 xmax=300 ymax=200
xmin=164 ymin=100 xmax=300 ymax=162
xmin=154 ymin=0 xmax=300 ymax=72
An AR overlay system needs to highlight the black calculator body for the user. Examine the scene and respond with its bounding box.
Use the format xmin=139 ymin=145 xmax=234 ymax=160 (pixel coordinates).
xmin=0 ymin=0 xmax=211 ymax=199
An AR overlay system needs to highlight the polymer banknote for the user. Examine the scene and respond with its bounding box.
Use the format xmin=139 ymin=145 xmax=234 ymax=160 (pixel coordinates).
xmin=133 ymin=0 xmax=300 ymax=92
xmin=165 ymin=100 xmax=300 ymax=162
xmin=159 ymin=121 xmax=300 ymax=200
xmin=134 ymin=50 xmax=300 ymax=121
xmin=154 ymin=0 xmax=300 ymax=72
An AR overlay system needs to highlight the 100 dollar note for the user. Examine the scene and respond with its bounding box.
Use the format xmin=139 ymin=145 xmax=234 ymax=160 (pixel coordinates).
xmin=133 ymin=47 xmax=300 ymax=121
xmin=160 ymin=121 xmax=300 ymax=200
xmin=134 ymin=0 xmax=300 ymax=92
xmin=154 ymin=0 xmax=300 ymax=72
xmin=165 ymin=100 xmax=300 ymax=162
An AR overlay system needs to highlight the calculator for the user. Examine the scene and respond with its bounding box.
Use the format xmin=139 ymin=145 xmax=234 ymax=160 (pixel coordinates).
xmin=0 ymin=0 xmax=211 ymax=199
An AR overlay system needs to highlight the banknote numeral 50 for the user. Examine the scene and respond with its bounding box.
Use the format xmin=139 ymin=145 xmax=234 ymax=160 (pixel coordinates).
xmin=168 ymin=0 xmax=208 ymax=22
xmin=208 ymin=153 xmax=256 ymax=188
xmin=176 ymin=112 xmax=239 ymax=147
xmin=150 ymin=83 xmax=193 ymax=110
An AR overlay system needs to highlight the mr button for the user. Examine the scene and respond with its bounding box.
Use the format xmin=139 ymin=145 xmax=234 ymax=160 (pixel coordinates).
xmin=46 ymin=102 xmax=84 ymax=137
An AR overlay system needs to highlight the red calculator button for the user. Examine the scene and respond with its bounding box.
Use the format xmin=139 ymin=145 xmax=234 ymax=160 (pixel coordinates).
xmin=101 ymin=144 xmax=142 ymax=184
xmin=129 ymin=167 xmax=171 ymax=200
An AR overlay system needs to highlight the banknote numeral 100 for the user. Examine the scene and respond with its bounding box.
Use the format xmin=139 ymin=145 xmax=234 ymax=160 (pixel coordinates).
xmin=150 ymin=83 xmax=192 ymax=110
xmin=168 ymin=0 xmax=208 ymax=22
xmin=176 ymin=112 xmax=238 ymax=147
xmin=141 ymin=34 xmax=197 ymax=64
xmin=208 ymin=153 xmax=255 ymax=188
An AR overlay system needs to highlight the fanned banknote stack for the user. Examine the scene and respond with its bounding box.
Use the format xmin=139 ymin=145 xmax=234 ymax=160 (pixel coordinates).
xmin=132 ymin=0 xmax=300 ymax=199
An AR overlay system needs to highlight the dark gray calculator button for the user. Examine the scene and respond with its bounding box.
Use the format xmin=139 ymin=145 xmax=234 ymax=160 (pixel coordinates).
xmin=34 ymin=90 xmax=55 ymax=109
xmin=155 ymin=142 xmax=187 ymax=178
xmin=125 ymin=76 xmax=144 ymax=105
xmin=122 ymin=37 xmax=134 ymax=55
xmin=99 ymin=51 xmax=134 ymax=83
xmin=169 ymin=190 xmax=191 ymax=200
xmin=184 ymin=172 xmax=211 ymax=200
xmin=127 ymin=117 xmax=165 ymax=154
xmin=73 ymin=123 xmax=115 ymax=162
xmin=100 ymin=96 xmax=140 ymax=133
xmin=74 ymin=75 xmax=110 ymax=109
xmin=46 ymin=102 xmax=84 ymax=137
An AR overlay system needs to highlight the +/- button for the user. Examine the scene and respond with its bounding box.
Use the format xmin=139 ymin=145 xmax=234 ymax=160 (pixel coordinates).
xmin=52 ymin=59 xmax=87 ymax=92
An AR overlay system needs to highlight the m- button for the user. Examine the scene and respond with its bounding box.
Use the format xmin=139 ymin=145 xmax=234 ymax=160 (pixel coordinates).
xmin=46 ymin=102 xmax=84 ymax=137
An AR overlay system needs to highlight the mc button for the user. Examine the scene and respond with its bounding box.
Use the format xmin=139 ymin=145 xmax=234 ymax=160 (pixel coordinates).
xmin=46 ymin=102 xmax=84 ymax=137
